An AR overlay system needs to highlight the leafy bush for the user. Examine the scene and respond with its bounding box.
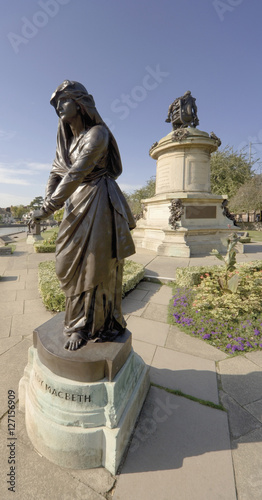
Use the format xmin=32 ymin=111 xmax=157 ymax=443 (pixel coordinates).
xmin=122 ymin=260 xmax=145 ymax=296
xmin=169 ymin=262 xmax=262 ymax=355
xmin=176 ymin=265 xmax=222 ymax=287
xmin=34 ymin=227 xmax=59 ymax=253
xmin=34 ymin=244 xmax=56 ymax=253
xmin=38 ymin=259 xmax=144 ymax=312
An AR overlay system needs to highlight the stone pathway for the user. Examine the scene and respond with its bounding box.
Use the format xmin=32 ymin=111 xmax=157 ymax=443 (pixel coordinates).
xmin=0 ymin=235 xmax=262 ymax=498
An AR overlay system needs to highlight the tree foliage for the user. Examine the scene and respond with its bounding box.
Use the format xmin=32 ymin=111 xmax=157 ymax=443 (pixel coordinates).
xmin=10 ymin=205 xmax=28 ymax=219
xmin=210 ymin=146 xmax=253 ymax=199
xmin=229 ymin=175 xmax=262 ymax=213
xmin=30 ymin=196 xmax=44 ymax=210
xmin=123 ymin=177 xmax=156 ymax=219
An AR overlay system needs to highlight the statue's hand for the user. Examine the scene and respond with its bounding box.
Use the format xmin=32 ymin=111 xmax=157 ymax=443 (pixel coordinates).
xmin=165 ymin=118 xmax=171 ymax=123
xmin=31 ymin=208 xmax=48 ymax=221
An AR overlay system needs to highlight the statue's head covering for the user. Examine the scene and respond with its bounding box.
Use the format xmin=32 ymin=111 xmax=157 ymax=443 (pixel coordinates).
xmin=50 ymin=80 xmax=122 ymax=179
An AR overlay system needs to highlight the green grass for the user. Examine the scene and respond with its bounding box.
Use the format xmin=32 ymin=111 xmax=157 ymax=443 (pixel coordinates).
xmin=246 ymin=230 xmax=262 ymax=242
xmin=41 ymin=227 xmax=59 ymax=240
xmin=151 ymin=383 xmax=225 ymax=411
xmin=38 ymin=259 xmax=144 ymax=311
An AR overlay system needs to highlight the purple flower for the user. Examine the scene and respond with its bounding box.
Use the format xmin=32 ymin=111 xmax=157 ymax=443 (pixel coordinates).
xmin=254 ymin=329 xmax=260 ymax=336
xmin=238 ymin=345 xmax=245 ymax=351
xmin=203 ymin=334 xmax=211 ymax=340
xmin=226 ymin=344 xmax=232 ymax=349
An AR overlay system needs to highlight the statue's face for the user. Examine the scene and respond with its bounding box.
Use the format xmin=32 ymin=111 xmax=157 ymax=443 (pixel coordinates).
xmin=56 ymin=96 xmax=79 ymax=122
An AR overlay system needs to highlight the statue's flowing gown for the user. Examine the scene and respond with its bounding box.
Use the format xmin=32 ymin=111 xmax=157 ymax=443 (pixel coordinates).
xmin=44 ymin=124 xmax=135 ymax=338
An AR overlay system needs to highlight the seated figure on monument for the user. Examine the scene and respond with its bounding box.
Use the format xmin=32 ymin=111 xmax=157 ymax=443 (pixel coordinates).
xmin=31 ymin=80 xmax=136 ymax=351
xmin=165 ymin=90 xmax=199 ymax=130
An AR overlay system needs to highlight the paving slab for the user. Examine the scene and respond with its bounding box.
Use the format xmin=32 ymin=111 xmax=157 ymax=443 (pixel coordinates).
xmin=16 ymin=289 xmax=42 ymax=301
xmin=218 ymin=356 xmax=262 ymax=406
xmin=10 ymin=311 xmax=54 ymax=337
xmin=141 ymin=302 xmax=168 ymax=323
xmin=0 ymin=301 xmax=24 ymax=318
xmin=114 ymin=387 xmax=236 ymax=500
xmin=24 ymin=273 xmax=40 ymax=290
xmin=136 ymin=281 xmax=161 ymax=292
xmin=219 ymin=390 xmax=261 ymax=439
xmin=144 ymin=256 xmax=187 ymax=280
xmin=147 ymin=284 xmax=173 ymax=304
xmin=0 ymin=280 xmax=25 ymax=291
xmin=24 ymin=298 xmax=50 ymax=315
xmin=150 ymin=346 xmax=219 ymax=404
xmin=125 ymin=288 xmax=149 ymax=301
xmin=126 ymin=248 xmax=156 ymax=267
xmin=0 ymin=290 xmax=17 ymax=302
xmin=132 ymin=339 xmax=157 ymax=365
xmin=127 ymin=316 xmax=169 ymax=347
xmin=189 ymin=255 xmax=221 ymax=267
xmin=0 ymin=339 xmax=32 ymax=417
xmin=0 ymin=317 xmax=12 ymax=338
xmin=166 ymin=324 xmax=228 ymax=361
xmin=0 ymin=336 xmax=23 ymax=355
xmin=244 ymin=399 xmax=262 ymax=424
xmin=121 ymin=298 xmax=148 ymax=316
xmin=245 ymin=350 xmax=262 ymax=368
xmin=0 ymin=427 xmax=106 ymax=500
xmin=69 ymin=468 xmax=115 ymax=496
xmin=232 ymin=428 xmax=262 ymax=500
xmin=3 ymin=268 xmax=28 ymax=277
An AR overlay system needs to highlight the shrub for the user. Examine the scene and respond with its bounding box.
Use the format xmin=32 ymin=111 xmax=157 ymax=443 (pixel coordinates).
xmin=34 ymin=244 xmax=56 ymax=253
xmin=34 ymin=228 xmax=59 ymax=253
xmin=169 ymin=261 xmax=262 ymax=355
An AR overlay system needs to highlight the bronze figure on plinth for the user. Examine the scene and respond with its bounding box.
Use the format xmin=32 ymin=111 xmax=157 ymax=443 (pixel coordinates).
xmin=31 ymin=81 xmax=135 ymax=351
xmin=165 ymin=90 xmax=199 ymax=129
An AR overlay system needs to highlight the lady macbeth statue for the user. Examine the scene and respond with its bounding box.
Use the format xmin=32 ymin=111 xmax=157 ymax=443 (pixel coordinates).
xmin=32 ymin=80 xmax=136 ymax=351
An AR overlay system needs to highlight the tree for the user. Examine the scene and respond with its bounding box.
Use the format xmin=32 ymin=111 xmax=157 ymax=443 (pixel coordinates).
xmin=30 ymin=196 xmax=44 ymax=210
xmin=210 ymin=146 xmax=253 ymax=199
xmin=10 ymin=205 xmax=28 ymax=219
xmin=124 ymin=177 xmax=156 ymax=219
xmin=229 ymin=175 xmax=262 ymax=214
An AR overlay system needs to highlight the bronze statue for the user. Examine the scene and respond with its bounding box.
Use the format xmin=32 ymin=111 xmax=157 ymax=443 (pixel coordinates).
xmin=166 ymin=90 xmax=199 ymax=130
xmin=31 ymin=80 xmax=136 ymax=351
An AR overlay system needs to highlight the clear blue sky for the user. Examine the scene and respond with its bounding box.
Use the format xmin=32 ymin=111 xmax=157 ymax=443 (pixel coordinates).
xmin=0 ymin=0 xmax=261 ymax=207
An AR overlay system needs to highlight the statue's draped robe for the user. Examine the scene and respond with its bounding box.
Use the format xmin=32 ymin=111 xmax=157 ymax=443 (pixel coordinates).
xmin=44 ymin=124 xmax=135 ymax=337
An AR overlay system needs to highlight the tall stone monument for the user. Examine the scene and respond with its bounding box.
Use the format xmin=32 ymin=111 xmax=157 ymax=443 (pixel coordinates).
xmin=132 ymin=91 xmax=234 ymax=257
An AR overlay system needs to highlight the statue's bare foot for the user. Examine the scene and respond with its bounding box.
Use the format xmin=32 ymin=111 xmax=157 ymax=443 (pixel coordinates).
xmin=64 ymin=332 xmax=87 ymax=351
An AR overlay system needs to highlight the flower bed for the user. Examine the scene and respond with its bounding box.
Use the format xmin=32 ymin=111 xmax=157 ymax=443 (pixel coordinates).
xmin=169 ymin=261 xmax=262 ymax=355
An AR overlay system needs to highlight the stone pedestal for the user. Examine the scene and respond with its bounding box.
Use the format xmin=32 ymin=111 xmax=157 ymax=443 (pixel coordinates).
xmin=26 ymin=220 xmax=43 ymax=244
xmin=19 ymin=314 xmax=150 ymax=474
xmin=133 ymin=128 xmax=234 ymax=257
xmin=26 ymin=234 xmax=43 ymax=244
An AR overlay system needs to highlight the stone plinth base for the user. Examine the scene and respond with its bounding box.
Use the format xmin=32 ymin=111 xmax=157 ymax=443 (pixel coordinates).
xmin=133 ymin=192 xmax=237 ymax=257
xmin=19 ymin=316 xmax=150 ymax=474
xmin=26 ymin=234 xmax=43 ymax=244
xmin=133 ymin=226 xmax=234 ymax=257
xmin=33 ymin=312 xmax=132 ymax=382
